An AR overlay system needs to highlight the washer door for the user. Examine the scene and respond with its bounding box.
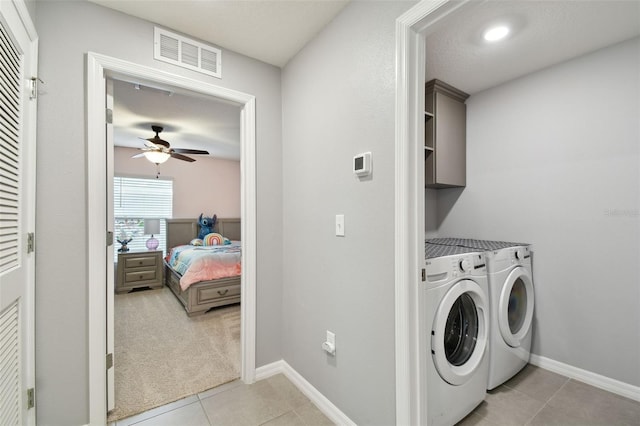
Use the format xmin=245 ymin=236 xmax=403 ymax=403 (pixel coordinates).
xmin=431 ymin=279 xmax=488 ymax=386
xmin=498 ymin=266 xmax=534 ymax=348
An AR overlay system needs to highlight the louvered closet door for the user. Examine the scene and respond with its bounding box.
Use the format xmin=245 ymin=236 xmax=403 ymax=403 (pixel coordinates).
xmin=0 ymin=1 xmax=37 ymax=425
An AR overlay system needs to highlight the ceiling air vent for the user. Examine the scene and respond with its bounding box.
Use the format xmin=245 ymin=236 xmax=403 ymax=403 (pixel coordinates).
xmin=154 ymin=27 xmax=222 ymax=79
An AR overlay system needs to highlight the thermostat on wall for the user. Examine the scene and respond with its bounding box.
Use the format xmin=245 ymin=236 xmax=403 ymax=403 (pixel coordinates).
xmin=353 ymin=152 xmax=372 ymax=177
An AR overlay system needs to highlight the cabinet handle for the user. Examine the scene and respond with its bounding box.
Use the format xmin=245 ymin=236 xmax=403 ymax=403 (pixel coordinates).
xmin=139 ymin=275 xmax=144 ymax=280
xmin=138 ymin=261 xmax=143 ymax=265
xmin=217 ymin=289 xmax=229 ymax=296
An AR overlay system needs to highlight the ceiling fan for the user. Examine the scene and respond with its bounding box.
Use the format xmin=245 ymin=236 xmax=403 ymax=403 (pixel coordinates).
xmin=132 ymin=125 xmax=209 ymax=164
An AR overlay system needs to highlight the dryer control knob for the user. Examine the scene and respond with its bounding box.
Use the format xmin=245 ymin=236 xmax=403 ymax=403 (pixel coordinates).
xmin=459 ymin=259 xmax=472 ymax=273
xmin=515 ymin=248 xmax=524 ymax=260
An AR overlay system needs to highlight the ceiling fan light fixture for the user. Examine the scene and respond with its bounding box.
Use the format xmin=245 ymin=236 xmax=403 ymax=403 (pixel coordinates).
xmin=143 ymin=151 xmax=171 ymax=164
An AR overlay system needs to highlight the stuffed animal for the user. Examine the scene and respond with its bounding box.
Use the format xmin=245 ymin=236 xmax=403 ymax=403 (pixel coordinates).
xmin=117 ymin=237 xmax=132 ymax=252
xmin=197 ymin=213 xmax=217 ymax=239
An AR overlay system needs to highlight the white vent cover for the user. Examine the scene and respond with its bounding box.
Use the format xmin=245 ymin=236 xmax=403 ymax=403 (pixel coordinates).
xmin=154 ymin=27 xmax=222 ymax=79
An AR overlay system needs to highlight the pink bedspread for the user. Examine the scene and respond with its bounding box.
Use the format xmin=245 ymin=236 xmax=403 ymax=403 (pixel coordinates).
xmin=167 ymin=243 xmax=241 ymax=290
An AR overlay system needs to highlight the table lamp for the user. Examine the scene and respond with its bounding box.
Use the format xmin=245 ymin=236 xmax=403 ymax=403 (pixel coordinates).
xmin=144 ymin=219 xmax=160 ymax=250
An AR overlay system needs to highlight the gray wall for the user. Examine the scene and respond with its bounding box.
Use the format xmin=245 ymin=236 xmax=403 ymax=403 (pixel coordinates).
xmin=432 ymin=37 xmax=640 ymax=386
xmin=281 ymin=2 xmax=415 ymax=424
xmin=34 ymin=1 xmax=282 ymax=424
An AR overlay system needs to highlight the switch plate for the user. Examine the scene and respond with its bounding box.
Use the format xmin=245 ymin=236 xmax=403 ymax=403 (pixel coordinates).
xmin=326 ymin=330 xmax=335 ymax=346
xmin=322 ymin=330 xmax=336 ymax=355
xmin=335 ymin=215 xmax=345 ymax=237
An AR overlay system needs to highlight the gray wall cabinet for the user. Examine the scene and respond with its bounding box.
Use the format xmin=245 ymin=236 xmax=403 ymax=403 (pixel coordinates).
xmin=425 ymin=79 xmax=469 ymax=188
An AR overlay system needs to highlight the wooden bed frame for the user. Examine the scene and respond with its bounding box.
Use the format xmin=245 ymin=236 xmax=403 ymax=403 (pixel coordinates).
xmin=164 ymin=218 xmax=241 ymax=316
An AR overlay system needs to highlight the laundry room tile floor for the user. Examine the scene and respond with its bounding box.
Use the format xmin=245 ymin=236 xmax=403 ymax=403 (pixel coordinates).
xmin=111 ymin=366 xmax=639 ymax=425
xmin=457 ymin=364 xmax=640 ymax=426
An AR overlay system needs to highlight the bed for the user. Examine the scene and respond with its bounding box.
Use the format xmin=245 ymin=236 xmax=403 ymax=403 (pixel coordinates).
xmin=164 ymin=218 xmax=241 ymax=316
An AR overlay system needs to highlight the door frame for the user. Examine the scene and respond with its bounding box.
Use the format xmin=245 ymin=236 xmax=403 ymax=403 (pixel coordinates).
xmin=394 ymin=1 xmax=473 ymax=424
xmin=86 ymin=52 xmax=257 ymax=425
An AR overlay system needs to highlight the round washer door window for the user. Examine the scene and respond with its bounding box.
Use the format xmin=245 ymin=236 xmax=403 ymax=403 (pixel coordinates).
xmin=444 ymin=293 xmax=478 ymax=366
xmin=498 ymin=267 xmax=534 ymax=348
xmin=431 ymin=279 xmax=488 ymax=386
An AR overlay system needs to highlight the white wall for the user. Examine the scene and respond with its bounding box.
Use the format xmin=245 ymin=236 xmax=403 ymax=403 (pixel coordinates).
xmin=281 ymin=2 xmax=415 ymax=424
xmin=34 ymin=2 xmax=282 ymax=424
xmin=433 ymin=37 xmax=640 ymax=386
xmin=114 ymin=147 xmax=241 ymax=218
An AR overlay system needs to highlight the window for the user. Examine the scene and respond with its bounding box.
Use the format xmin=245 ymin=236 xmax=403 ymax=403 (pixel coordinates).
xmin=114 ymin=176 xmax=173 ymax=256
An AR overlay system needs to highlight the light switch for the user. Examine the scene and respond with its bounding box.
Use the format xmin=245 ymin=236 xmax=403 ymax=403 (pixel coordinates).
xmin=323 ymin=330 xmax=336 ymax=355
xmin=335 ymin=214 xmax=345 ymax=237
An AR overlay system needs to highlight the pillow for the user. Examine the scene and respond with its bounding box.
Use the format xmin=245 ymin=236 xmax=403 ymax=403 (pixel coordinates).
xmin=203 ymin=233 xmax=225 ymax=246
xmin=190 ymin=238 xmax=203 ymax=246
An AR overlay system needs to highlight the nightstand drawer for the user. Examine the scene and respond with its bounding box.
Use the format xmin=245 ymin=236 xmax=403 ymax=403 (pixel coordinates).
xmin=124 ymin=256 xmax=157 ymax=269
xmin=125 ymin=269 xmax=157 ymax=283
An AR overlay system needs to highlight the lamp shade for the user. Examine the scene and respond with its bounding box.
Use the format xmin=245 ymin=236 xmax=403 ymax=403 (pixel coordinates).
xmin=144 ymin=218 xmax=160 ymax=235
xmin=143 ymin=151 xmax=170 ymax=164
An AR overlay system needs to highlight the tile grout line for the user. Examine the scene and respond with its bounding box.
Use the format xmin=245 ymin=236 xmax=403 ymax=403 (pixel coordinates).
xmin=546 ymin=377 xmax=572 ymax=403
xmin=523 ymin=377 xmax=572 ymax=425
xmin=257 ymin=410 xmax=297 ymax=426
xmin=198 ymin=398 xmax=215 ymax=426
xmin=523 ymin=400 xmax=548 ymax=425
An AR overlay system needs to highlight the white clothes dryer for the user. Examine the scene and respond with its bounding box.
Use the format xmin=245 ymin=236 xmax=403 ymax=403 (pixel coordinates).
xmin=421 ymin=243 xmax=490 ymax=425
xmin=427 ymin=238 xmax=534 ymax=390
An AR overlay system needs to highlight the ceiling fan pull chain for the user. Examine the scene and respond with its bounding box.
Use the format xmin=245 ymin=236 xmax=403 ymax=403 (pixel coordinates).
xmin=156 ymin=164 xmax=160 ymax=179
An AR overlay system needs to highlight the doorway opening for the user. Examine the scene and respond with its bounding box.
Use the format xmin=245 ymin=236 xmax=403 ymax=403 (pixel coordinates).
xmin=106 ymin=76 xmax=245 ymax=421
xmin=87 ymin=52 xmax=257 ymax=425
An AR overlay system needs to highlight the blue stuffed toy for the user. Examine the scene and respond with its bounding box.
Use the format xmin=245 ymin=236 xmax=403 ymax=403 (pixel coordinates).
xmin=197 ymin=213 xmax=217 ymax=239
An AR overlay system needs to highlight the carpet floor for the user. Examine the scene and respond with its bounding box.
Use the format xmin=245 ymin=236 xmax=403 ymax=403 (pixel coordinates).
xmin=107 ymin=286 xmax=240 ymax=422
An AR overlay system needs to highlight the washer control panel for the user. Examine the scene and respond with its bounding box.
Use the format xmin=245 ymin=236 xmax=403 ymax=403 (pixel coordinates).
xmin=513 ymin=246 xmax=531 ymax=264
xmin=446 ymin=254 xmax=486 ymax=279
xmin=425 ymin=252 xmax=487 ymax=286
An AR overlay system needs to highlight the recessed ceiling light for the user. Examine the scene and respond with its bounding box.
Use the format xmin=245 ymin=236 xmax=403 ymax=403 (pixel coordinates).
xmin=483 ymin=25 xmax=510 ymax=42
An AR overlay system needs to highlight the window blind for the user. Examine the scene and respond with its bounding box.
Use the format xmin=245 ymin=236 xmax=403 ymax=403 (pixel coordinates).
xmin=113 ymin=176 xmax=173 ymax=256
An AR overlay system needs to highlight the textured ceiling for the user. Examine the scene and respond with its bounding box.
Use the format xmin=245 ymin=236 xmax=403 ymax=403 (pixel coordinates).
xmin=88 ymin=0 xmax=350 ymax=67
xmin=106 ymin=0 xmax=640 ymax=160
xmin=112 ymin=80 xmax=242 ymax=160
xmin=425 ymin=0 xmax=640 ymax=95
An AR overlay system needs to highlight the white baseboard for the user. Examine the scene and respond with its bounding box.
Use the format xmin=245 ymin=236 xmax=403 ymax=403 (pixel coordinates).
xmin=256 ymin=360 xmax=356 ymax=425
xmin=530 ymin=354 xmax=640 ymax=402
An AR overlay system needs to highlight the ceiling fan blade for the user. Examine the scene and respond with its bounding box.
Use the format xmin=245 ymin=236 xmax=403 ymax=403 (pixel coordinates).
xmin=138 ymin=137 xmax=160 ymax=149
xmin=171 ymin=148 xmax=210 ymax=155
xmin=170 ymin=152 xmax=196 ymax=162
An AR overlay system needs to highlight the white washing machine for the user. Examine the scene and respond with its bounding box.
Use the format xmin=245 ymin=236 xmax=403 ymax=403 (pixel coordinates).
xmin=421 ymin=243 xmax=489 ymax=426
xmin=427 ymin=238 xmax=535 ymax=390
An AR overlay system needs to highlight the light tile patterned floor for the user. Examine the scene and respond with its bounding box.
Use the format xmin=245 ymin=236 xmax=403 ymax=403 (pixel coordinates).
xmin=113 ymin=374 xmax=333 ymax=426
xmin=458 ymin=364 xmax=640 ymax=426
xmin=113 ymin=366 xmax=640 ymax=425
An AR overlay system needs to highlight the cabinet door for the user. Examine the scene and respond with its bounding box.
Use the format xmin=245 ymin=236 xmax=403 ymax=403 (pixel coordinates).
xmin=434 ymin=92 xmax=466 ymax=187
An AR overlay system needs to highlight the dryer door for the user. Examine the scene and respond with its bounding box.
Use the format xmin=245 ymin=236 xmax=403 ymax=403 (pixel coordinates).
xmin=498 ymin=266 xmax=534 ymax=348
xmin=431 ymin=279 xmax=488 ymax=386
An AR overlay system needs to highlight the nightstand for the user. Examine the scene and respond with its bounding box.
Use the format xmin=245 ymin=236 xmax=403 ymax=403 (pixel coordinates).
xmin=116 ymin=250 xmax=163 ymax=293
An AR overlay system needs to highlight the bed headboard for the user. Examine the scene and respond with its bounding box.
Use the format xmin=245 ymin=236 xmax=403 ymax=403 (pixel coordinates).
xmin=166 ymin=218 xmax=241 ymax=248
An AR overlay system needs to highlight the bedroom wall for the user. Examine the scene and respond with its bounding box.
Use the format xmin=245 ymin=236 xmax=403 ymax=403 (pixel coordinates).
xmin=114 ymin=147 xmax=241 ymax=218
xmin=34 ymin=1 xmax=282 ymax=424
xmin=434 ymin=37 xmax=640 ymax=386
xmin=281 ymin=1 xmax=415 ymax=424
